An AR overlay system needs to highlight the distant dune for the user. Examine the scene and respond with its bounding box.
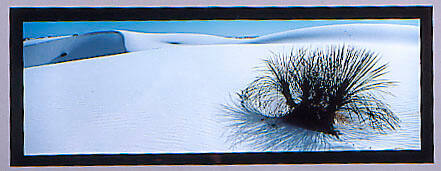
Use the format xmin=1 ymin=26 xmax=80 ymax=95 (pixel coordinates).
xmin=249 ymin=24 xmax=419 ymax=44
xmin=23 ymin=24 xmax=419 ymax=67
xmin=24 ymin=31 xmax=126 ymax=67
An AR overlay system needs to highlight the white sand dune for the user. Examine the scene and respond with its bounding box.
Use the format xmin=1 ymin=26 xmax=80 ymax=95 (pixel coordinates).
xmin=23 ymin=24 xmax=421 ymax=155
xmin=23 ymin=30 xmax=247 ymax=67
xmin=249 ymin=24 xmax=419 ymax=44
xmin=23 ymin=24 xmax=418 ymax=67
xmin=24 ymin=31 xmax=126 ymax=67
xmin=118 ymin=30 xmax=245 ymax=52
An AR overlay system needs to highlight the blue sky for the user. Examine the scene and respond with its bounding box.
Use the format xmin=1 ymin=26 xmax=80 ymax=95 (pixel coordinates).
xmin=23 ymin=19 xmax=419 ymax=39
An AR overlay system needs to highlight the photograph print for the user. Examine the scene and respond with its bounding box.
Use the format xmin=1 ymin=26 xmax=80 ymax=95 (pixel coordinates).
xmin=10 ymin=7 xmax=433 ymax=166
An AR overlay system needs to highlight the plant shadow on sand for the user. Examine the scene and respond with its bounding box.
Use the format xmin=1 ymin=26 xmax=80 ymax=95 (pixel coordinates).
xmin=222 ymin=45 xmax=400 ymax=151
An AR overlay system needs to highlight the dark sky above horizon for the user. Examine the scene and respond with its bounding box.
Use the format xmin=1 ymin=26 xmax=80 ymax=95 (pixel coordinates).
xmin=23 ymin=19 xmax=419 ymax=39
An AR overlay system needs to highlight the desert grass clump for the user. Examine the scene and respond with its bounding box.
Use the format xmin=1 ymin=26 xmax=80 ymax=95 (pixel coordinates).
xmin=233 ymin=45 xmax=399 ymax=138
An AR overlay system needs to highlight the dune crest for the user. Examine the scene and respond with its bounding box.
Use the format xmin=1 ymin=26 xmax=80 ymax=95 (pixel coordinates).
xmin=23 ymin=24 xmax=418 ymax=67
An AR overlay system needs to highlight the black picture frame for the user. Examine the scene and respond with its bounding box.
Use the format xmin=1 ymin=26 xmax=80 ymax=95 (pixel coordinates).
xmin=9 ymin=6 xmax=433 ymax=166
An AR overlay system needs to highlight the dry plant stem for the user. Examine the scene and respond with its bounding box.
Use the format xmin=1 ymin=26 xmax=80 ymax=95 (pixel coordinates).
xmin=239 ymin=45 xmax=400 ymax=137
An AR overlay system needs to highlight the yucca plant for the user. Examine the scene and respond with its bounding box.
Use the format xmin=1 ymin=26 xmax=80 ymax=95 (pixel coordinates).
xmin=234 ymin=45 xmax=399 ymax=138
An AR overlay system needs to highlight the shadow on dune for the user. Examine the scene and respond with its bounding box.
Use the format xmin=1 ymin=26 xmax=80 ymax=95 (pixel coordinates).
xmin=221 ymin=101 xmax=340 ymax=151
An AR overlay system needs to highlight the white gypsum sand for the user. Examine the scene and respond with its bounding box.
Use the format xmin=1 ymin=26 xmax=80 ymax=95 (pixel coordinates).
xmin=23 ymin=24 xmax=420 ymax=155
